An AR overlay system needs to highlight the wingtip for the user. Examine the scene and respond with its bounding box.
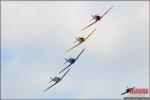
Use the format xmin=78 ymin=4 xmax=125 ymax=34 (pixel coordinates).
xmin=59 ymin=71 xmax=61 ymax=74
xmin=108 ymin=5 xmax=113 ymax=9
xmin=81 ymin=27 xmax=86 ymax=31
xmin=43 ymin=89 xmax=47 ymax=92
xmin=66 ymin=50 xmax=69 ymax=52
xmin=66 ymin=48 xmax=72 ymax=52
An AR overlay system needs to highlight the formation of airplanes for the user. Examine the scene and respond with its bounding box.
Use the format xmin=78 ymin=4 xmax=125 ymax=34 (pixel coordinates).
xmin=44 ymin=6 xmax=113 ymax=92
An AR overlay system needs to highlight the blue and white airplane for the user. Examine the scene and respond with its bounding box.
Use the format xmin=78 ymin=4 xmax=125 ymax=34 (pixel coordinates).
xmin=59 ymin=48 xmax=85 ymax=74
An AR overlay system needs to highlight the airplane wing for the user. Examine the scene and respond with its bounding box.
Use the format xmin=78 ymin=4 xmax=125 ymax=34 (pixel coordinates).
xmin=129 ymin=87 xmax=135 ymax=92
xmin=100 ymin=6 xmax=113 ymax=19
xmin=44 ymin=82 xmax=58 ymax=92
xmin=60 ymin=68 xmax=71 ymax=80
xmin=67 ymin=42 xmax=82 ymax=52
xmin=59 ymin=63 xmax=72 ymax=74
xmin=84 ymin=29 xmax=96 ymax=41
xmin=75 ymin=48 xmax=85 ymax=61
xmin=121 ymin=91 xmax=128 ymax=95
xmin=81 ymin=21 xmax=97 ymax=31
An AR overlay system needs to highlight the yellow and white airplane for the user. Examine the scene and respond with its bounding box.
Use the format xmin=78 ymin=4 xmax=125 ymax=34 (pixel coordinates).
xmin=66 ymin=29 xmax=96 ymax=52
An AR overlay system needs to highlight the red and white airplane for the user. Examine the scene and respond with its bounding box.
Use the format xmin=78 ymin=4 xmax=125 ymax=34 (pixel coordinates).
xmin=81 ymin=6 xmax=113 ymax=31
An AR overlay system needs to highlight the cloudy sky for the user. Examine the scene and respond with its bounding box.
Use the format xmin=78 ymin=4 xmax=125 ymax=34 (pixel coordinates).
xmin=1 ymin=1 xmax=149 ymax=99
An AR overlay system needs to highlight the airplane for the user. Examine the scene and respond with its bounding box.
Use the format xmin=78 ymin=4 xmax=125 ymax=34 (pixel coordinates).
xmin=81 ymin=6 xmax=113 ymax=31
xmin=121 ymin=86 xmax=135 ymax=95
xmin=67 ymin=29 xmax=96 ymax=52
xmin=44 ymin=68 xmax=71 ymax=92
xmin=59 ymin=48 xmax=85 ymax=74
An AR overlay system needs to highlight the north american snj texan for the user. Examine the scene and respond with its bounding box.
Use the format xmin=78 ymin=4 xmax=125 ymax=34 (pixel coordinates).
xmin=44 ymin=68 xmax=71 ymax=92
xmin=59 ymin=48 xmax=85 ymax=74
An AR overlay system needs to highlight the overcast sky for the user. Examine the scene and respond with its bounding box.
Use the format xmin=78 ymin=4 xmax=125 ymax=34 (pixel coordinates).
xmin=1 ymin=1 xmax=149 ymax=99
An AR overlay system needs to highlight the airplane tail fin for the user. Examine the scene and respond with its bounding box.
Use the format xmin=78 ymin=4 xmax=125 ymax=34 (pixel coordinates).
xmin=73 ymin=37 xmax=78 ymax=43
xmin=64 ymin=58 xmax=68 ymax=64
xmin=89 ymin=15 xmax=94 ymax=22
xmin=49 ymin=77 xmax=53 ymax=83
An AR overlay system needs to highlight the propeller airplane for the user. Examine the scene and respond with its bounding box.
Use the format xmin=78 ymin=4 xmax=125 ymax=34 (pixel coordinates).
xmin=81 ymin=6 xmax=113 ymax=31
xmin=44 ymin=68 xmax=71 ymax=92
xmin=59 ymin=48 xmax=85 ymax=74
xmin=67 ymin=29 xmax=96 ymax=52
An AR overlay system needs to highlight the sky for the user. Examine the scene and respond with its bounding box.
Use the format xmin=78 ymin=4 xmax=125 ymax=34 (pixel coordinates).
xmin=1 ymin=1 xmax=149 ymax=99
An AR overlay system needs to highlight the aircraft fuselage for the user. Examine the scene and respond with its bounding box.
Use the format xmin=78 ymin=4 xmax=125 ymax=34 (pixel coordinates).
xmin=68 ymin=58 xmax=76 ymax=64
xmin=94 ymin=15 xmax=101 ymax=21
xmin=53 ymin=77 xmax=61 ymax=82
xmin=78 ymin=37 xmax=85 ymax=42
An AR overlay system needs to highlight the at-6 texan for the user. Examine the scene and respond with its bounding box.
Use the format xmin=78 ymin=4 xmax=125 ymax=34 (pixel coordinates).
xmin=67 ymin=29 xmax=96 ymax=52
xmin=59 ymin=48 xmax=85 ymax=74
xmin=81 ymin=6 xmax=113 ymax=31
xmin=44 ymin=68 xmax=71 ymax=92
